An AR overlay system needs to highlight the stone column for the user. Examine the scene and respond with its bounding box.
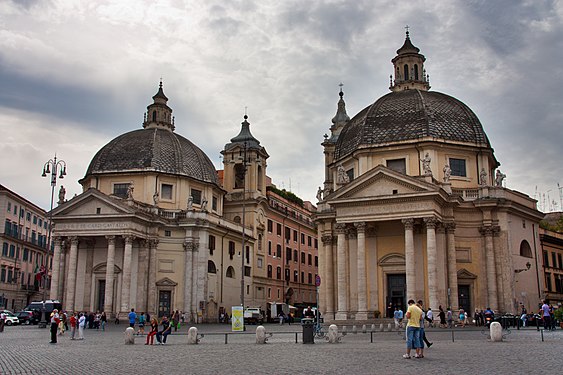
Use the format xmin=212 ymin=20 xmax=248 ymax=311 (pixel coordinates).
xmin=335 ymin=223 xmax=348 ymax=320
xmin=445 ymin=223 xmax=459 ymax=311
xmin=402 ymin=219 xmax=415 ymax=300
xmin=492 ymin=226 xmax=505 ymax=312
xmin=58 ymin=243 xmax=67 ymax=300
xmin=82 ymin=240 xmax=95 ymax=312
xmin=480 ymin=226 xmax=497 ymax=310
xmin=104 ymin=235 xmax=116 ymax=315
xmin=367 ymin=226 xmax=379 ymax=313
xmin=147 ymin=239 xmax=158 ymax=316
xmin=65 ymin=236 xmax=79 ymax=312
xmin=424 ymin=217 xmax=439 ymax=312
xmin=120 ymin=235 xmax=134 ymax=314
xmin=321 ymin=234 xmax=335 ymax=318
xmin=49 ymin=236 xmax=62 ymax=300
xmin=136 ymin=240 xmax=149 ymax=313
xmin=191 ymin=239 xmax=200 ymax=321
xmin=183 ymin=240 xmax=194 ymax=321
xmin=355 ymin=222 xmax=368 ymax=320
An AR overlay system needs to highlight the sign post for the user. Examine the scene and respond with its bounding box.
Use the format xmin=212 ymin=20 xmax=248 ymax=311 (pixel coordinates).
xmin=231 ymin=306 xmax=244 ymax=332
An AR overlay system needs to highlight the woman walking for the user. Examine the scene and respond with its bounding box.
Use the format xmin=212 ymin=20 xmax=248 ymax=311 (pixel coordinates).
xmin=101 ymin=312 xmax=107 ymax=331
xmin=438 ymin=305 xmax=446 ymax=328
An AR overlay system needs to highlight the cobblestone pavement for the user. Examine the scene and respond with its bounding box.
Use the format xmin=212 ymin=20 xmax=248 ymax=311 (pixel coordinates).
xmin=0 ymin=323 xmax=560 ymax=375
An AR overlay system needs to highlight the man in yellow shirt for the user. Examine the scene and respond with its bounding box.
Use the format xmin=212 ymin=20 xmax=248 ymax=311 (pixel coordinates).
xmin=403 ymin=299 xmax=423 ymax=359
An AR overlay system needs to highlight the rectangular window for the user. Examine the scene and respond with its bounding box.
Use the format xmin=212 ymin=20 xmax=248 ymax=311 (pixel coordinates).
xmin=209 ymin=235 xmax=215 ymax=256
xmin=276 ymin=244 xmax=282 ymax=258
xmin=294 ymin=250 xmax=298 ymax=262
xmin=164 ymin=230 xmax=171 ymax=237
xmin=543 ymin=251 xmax=549 ymax=268
xmin=23 ymin=248 xmax=29 ymax=261
xmin=257 ymin=257 xmax=263 ymax=268
xmin=20 ymin=208 xmax=24 ymax=218
xmin=558 ymin=254 xmax=563 ymax=269
xmin=301 ymin=271 xmax=305 ymax=284
xmin=33 ymin=216 xmax=37 ymax=224
xmin=161 ymin=184 xmax=173 ymax=200
xmin=268 ymin=241 xmax=272 ymax=256
xmin=7 ymin=269 xmax=12 ymax=283
xmin=4 ymin=220 xmax=11 ymax=236
xmin=308 ymin=236 xmax=312 ymax=247
xmin=294 ymin=270 xmax=298 ymax=283
xmin=13 ymin=205 xmax=17 ymax=214
xmin=545 ymin=273 xmax=552 ymax=292
xmin=308 ymin=253 xmax=312 ymax=266
xmin=386 ymin=158 xmax=406 ymax=174
xmin=346 ymin=168 xmax=354 ymax=182
xmin=267 ymin=288 xmax=271 ymax=298
xmin=191 ymin=188 xmax=202 ymax=204
xmin=301 ymin=252 xmax=305 ymax=264
xmin=113 ymin=183 xmax=130 ymax=198
xmin=449 ymin=158 xmax=467 ymax=177
xmin=285 ymin=227 xmax=291 ymax=242
xmin=2 ymin=243 xmax=8 ymax=257
xmin=245 ymin=246 xmax=250 ymax=264
xmin=229 ymin=241 xmax=235 ymax=260
xmin=301 ymin=233 xmax=305 ymax=244
xmin=314 ymin=256 xmax=318 ymax=267
xmin=26 ymin=212 xmax=31 ymax=221
xmin=9 ymin=244 xmax=15 ymax=258
xmin=6 ymin=202 xmax=10 ymax=212
xmin=308 ymin=273 xmax=312 ymax=284
xmin=293 ymin=230 xmax=298 ymax=242
xmin=276 ymin=223 xmax=282 ymax=236
xmin=212 ymin=196 xmax=218 ymax=211
xmin=286 ymin=247 xmax=292 ymax=263
xmin=244 ymin=266 xmax=251 ymax=277
xmin=267 ymin=220 xmax=273 ymax=233
xmin=552 ymin=253 xmax=557 ymax=270
xmin=314 ymin=238 xmax=318 ymax=249
xmin=0 ymin=268 xmax=5 ymax=282
xmin=38 ymin=218 xmax=43 ymax=227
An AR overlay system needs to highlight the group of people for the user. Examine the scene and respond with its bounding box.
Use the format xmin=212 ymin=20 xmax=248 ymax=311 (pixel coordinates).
xmin=126 ymin=308 xmax=182 ymax=345
xmin=49 ymin=309 xmax=87 ymax=343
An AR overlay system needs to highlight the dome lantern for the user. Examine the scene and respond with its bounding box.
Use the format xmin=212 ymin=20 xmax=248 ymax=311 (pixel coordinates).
xmin=390 ymin=28 xmax=430 ymax=92
xmin=143 ymin=80 xmax=175 ymax=131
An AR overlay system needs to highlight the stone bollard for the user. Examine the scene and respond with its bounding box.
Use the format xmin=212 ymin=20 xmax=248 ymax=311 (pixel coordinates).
xmin=342 ymin=325 xmax=347 ymax=334
xmin=387 ymin=323 xmax=393 ymax=332
xmin=256 ymin=325 xmax=267 ymax=344
xmin=362 ymin=324 xmax=367 ymax=333
xmin=124 ymin=327 xmax=135 ymax=345
xmin=490 ymin=322 xmax=503 ymax=342
xmin=352 ymin=325 xmax=357 ymax=334
xmin=328 ymin=324 xmax=339 ymax=344
xmin=187 ymin=326 xmax=199 ymax=344
xmin=379 ymin=323 xmax=384 ymax=332
xmin=371 ymin=324 xmax=376 ymax=332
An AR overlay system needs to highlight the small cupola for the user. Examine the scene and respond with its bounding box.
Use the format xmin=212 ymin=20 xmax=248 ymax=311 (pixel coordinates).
xmin=327 ymin=84 xmax=350 ymax=143
xmin=143 ymin=81 xmax=175 ymax=131
xmin=390 ymin=28 xmax=430 ymax=92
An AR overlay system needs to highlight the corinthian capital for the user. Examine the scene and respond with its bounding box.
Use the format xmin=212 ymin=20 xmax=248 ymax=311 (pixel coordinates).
xmin=334 ymin=223 xmax=347 ymax=234
xmin=354 ymin=222 xmax=366 ymax=233
xmin=402 ymin=218 xmax=415 ymax=230
xmin=424 ymin=217 xmax=439 ymax=229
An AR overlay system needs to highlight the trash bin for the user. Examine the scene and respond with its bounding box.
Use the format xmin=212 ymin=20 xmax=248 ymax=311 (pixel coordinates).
xmin=302 ymin=318 xmax=314 ymax=344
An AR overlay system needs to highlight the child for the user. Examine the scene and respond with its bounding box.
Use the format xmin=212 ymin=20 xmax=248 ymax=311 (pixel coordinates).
xmin=137 ymin=313 xmax=146 ymax=335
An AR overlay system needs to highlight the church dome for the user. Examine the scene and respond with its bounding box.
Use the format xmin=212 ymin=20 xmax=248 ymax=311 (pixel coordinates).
xmin=84 ymin=83 xmax=219 ymax=185
xmin=335 ymin=89 xmax=490 ymax=159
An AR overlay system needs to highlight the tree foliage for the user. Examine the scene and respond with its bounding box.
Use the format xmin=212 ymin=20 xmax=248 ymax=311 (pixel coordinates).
xmin=267 ymin=186 xmax=304 ymax=207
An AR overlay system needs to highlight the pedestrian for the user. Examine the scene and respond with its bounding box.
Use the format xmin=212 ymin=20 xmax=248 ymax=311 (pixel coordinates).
xmin=393 ymin=307 xmax=401 ymax=329
xmin=540 ymin=300 xmax=551 ymax=330
xmin=49 ymin=309 xmax=60 ymax=344
xmin=417 ymin=300 xmax=433 ymax=350
xmin=128 ymin=308 xmax=137 ymax=329
xmin=145 ymin=318 xmax=158 ymax=345
xmin=69 ymin=313 xmax=77 ymax=340
xmin=446 ymin=307 xmax=453 ymax=328
xmin=278 ymin=310 xmax=285 ymax=325
xmin=459 ymin=309 xmax=466 ymax=327
xmin=438 ymin=305 xmax=446 ymax=328
xmin=58 ymin=311 xmax=66 ymax=335
xmin=0 ymin=311 xmax=5 ymax=332
xmin=156 ymin=316 xmax=172 ymax=345
xmin=137 ymin=312 xmax=146 ymax=335
xmin=549 ymin=305 xmax=556 ymax=331
xmin=95 ymin=311 xmax=101 ymax=329
xmin=78 ymin=313 xmax=86 ymax=340
xmin=426 ymin=307 xmax=434 ymax=328
xmin=101 ymin=311 xmax=107 ymax=331
xmin=403 ymin=299 xmax=423 ymax=359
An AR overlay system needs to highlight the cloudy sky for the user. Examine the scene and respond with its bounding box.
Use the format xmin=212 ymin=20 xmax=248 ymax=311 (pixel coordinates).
xmin=1 ymin=0 xmax=562 ymax=212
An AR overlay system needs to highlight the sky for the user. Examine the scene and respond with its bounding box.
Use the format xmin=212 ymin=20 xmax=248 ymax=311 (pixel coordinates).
xmin=0 ymin=0 xmax=562 ymax=212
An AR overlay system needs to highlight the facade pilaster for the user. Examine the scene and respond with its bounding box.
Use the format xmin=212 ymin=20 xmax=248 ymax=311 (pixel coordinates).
xmin=58 ymin=242 xmax=67 ymax=300
xmin=321 ymin=233 xmax=335 ymax=318
xmin=355 ymin=222 xmax=368 ymax=320
xmin=65 ymin=236 xmax=79 ymax=312
xmin=104 ymin=235 xmax=116 ymax=315
xmin=424 ymin=217 xmax=439 ymax=312
xmin=445 ymin=223 xmax=459 ymax=311
xmin=120 ymin=235 xmax=135 ymax=314
xmin=147 ymin=239 xmax=158 ymax=316
xmin=191 ymin=239 xmax=200 ymax=322
xmin=136 ymin=240 xmax=149 ymax=313
xmin=334 ymin=223 xmax=348 ymax=320
xmin=480 ymin=226 xmax=498 ymax=310
xmin=183 ymin=240 xmax=194 ymax=322
xmin=402 ymin=218 xmax=415 ymax=300
xmin=49 ymin=236 xmax=62 ymax=300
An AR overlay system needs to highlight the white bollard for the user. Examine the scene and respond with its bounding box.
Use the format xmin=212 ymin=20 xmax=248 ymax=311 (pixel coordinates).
xmin=256 ymin=325 xmax=267 ymax=344
xmin=342 ymin=325 xmax=347 ymax=334
xmin=328 ymin=324 xmax=339 ymax=344
xmin=187 ymin=326 xmax=199 ymax=344
xmin=124 ymin=327 xmax=135 ymax=345
xmin=490 ymin=322 xmax=503 ymax=342
xmin=379 ymin=323 xmax=384 ymax=332
xmin=352 ymin=325 xmax=357 ymax=334
xmin=387 ymin=323 xmax=393 ymax=332
xmin=371 ymin=324 xmax=376 ymax=332
xmin=362 ymin=324 xmax=367 ymax=333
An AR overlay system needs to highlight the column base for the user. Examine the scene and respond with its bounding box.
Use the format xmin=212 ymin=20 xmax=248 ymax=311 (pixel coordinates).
xmin=335 ymin=311 xmax=348 ymax=320
xmin=355 ymin=311 xmax=368 ymax=320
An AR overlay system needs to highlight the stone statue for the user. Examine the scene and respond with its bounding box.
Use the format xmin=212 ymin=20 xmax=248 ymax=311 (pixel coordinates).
xmin=495 ymin=170 xmax=506 ymax=187
xmin=443 ymin=164 xmax=451 ymax=183
xmin=421 ymin=153 xmax=432 ymax=176
xmin=153 ymin=191 xmax=159 ymax=206
xmin=337 ymin=163 xmax=349 ymax=184
xmin=187 ymin=195 xmax=193 ymax=210
xmin=316 ymin=187 xmax=323 ymax=202
xmin=58 ymin=185 xmax=66 ymax=205
xmin=479 ymin=168 xmax=488 ymax=186
xmin=201 ymin=195 xmax=208 ymax=212
xmin=126 ymin=183 xmax=134 ymax=200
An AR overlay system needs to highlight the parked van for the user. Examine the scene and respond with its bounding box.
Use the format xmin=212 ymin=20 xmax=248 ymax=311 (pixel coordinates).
xmin=24 ymin=300 xmax=62 ymax=322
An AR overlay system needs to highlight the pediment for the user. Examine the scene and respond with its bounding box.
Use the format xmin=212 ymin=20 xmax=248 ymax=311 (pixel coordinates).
xmin=378 ymin=253 xmax=406 ymax=266
xmin=329 ymin=165 xmax=438 ymax=201
xmin=156 ymin=277 xmax=178 ymax=287
xmin=92 ymin=263 xmax=122 ymax=274
xmin=53 ymin=188 xmax=136 ymax=217
xmin=457 ymin=268 xmax=477 ymax=279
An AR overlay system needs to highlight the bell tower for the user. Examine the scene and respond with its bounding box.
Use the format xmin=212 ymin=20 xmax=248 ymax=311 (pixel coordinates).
xmin=390 ymin=28 xmax=431 ymax=92
xmin=221 ymin=115 xmax=269 ymax=200
xmin=143 ymin=81 xmax=175 ymax=131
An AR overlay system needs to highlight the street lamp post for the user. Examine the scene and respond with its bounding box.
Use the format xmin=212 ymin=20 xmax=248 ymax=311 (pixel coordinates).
xmin=39 ymin=154 xmax=67 ymax=328
xmin=240 ymin=141 xmax=248 ymax=311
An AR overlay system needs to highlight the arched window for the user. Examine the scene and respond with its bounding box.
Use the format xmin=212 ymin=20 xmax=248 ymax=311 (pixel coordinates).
xmin=276 ymin=266 xmax=282 ymax=280
xmin=226 ymin=266 xmax=235 ymax=278
xmin=234 ymin=164 xmax=245 ymax=189
xmin=208 ymin=260 xmax=217 ymax=274
xmin=257 ymin=165 xmax=263 ymax=191
xmin=267 ymin=265 xmax=272 ymax=278
xmin=152 ymin=111 xmax=157 ymax=121
xmin=403 ymin=64 xmax=409 ymax=80
xmin=520 ymin=240 xmax=533 ymax=258
xmin=414 ymin=64 xmax=419 ymax=80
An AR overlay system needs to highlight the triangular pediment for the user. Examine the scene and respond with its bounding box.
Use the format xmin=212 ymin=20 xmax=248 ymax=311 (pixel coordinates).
xmin=328 ymin=165 xmax=439 ymax=202
xmin=156 ymin=277 xmax=178 ymax=287
xmin=52 ymin=188 xmax=137 ymax=217
xmin=457 ymin=268 xmax=477 ymax=279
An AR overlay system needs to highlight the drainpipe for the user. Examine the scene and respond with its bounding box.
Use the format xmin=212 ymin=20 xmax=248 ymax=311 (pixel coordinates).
xmin=532 ymin=224 xmax=541 ymax=300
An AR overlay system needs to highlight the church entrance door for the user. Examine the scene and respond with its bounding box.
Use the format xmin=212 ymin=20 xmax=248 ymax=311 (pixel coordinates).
xmin=458 ymin=285 xmax=471 ymax=313
xmin=386 ymin=274 xmax=406 ymax=317
xmin=158 ymin=290 xmax=171 ymax=318
xmin=97 ymin=280 xmax=106 ymax=312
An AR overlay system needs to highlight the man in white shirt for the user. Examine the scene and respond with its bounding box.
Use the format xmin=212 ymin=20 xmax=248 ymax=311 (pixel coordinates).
xmin=426 ymin=308 xmax=434 ymax=327
xmin=50 ymin=309 xmax=60 ymax=344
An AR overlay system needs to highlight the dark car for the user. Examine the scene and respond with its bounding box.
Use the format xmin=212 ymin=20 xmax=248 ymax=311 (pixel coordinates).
xmin=17 ymin=310 xmax=40 ymax=325
xmin=23 ymin=300 xmax=63 ymax=323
